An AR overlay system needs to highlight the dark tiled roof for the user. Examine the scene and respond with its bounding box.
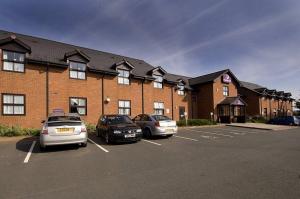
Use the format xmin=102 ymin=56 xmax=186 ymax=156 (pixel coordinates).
xmin=164 ymin=73 xmax=193 ymax=90
xmin=240 ymin=81 xmax=266 ymax=91
xmin=218 ymin=96 xmax=246 ymax=106
xmin=188 ymin=69 xmax=228 ymax=85
xmin=0 ymin=30 xmax=156 ymax=78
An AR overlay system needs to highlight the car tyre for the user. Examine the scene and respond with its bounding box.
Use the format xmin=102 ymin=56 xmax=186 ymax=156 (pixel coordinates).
xmin=81 ymin=142 xmax=87 ymax=147
xmin=105 ymin=133 xmax=111 ymax=144
xmin=167 ymin=134 xmax=173 ymax=138
xmin=145 ymin=128 xmax=152 ymax=138
xmin=40 ymin=145 xmax=46 ymax=151
xmin=96 ymin=128 xmax=100 ymax=137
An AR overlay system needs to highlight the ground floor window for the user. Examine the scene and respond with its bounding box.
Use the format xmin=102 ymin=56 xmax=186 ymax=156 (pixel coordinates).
xmin=70 ymin=97 xmax=87 ymax=115
xmin=154 ymin=102 xmax=164 ymax=115
xmin=118 ymin=100 xmax=131 ymax=115
xmin=2 ymin=94 xmax=25 ymax=115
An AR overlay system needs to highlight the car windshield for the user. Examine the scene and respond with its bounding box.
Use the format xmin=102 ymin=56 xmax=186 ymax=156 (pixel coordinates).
xmin=106 ymin=115 xmax=133 ymax=125
xmin=152 ymin=115 xmax=171 ymax=121
xmin=48 ymin=116 xmax=81 ymax=122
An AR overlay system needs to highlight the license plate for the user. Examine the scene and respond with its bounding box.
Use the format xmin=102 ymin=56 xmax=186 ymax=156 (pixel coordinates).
xmin=165 ymin=129 xmax=174 ymax=133
xmin=125 ymin=134 xmax=136 ymax=138
xmin=56 ymin=128 xmax=74 ymax=133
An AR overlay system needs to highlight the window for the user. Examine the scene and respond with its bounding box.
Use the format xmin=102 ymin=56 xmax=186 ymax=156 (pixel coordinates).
xmin=118 ymin=100 xmax=131 ymax=115
xmin=2 ymin=51 xmax=25 ymax=72
xmin=69 ymin=61 xmax=86 ymax=79
xmin=2 ymin=94 xmax=25 ymax=115
xmin=223 ymin=86 xmax=229 ymax=96
xmin=117 ymin=69 xmax=130 ymax=85
xmin=154 ymin=102 xmax=164 ymax=115
xmin=70 ymin=97 xmax=87 ymax=115
xmin=178 ymin=83 xmax=185 ymax=95
xmin=153 ymin=75 xmax=163 ymax=88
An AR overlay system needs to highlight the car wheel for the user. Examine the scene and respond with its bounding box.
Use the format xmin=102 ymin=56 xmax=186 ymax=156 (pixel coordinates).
xmin=40 ymin=145 xmax=46 ymax=151
xmin=81 ymin=142 xmax=87 ymax=147
xmin=96 ymin=129 xmax=100 ymax=137
xmin=167 ymin=134 xmax=173 ymax=138
xmin=145 ymin=128 xmax=152 ymax=138
xmin=105 ymin=133 xmax=110 ymax=144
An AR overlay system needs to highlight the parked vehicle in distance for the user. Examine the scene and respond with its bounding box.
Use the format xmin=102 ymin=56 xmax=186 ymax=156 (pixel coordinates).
xmin=268 ymin=116 xmax=300 ymax=126
xmin=96 ymin=115 xmax=142 ymax=144
xmin=133 ymin=114 xmax=178 ymax=137
xmin=40 ymin=112 xmax=87 ymax=150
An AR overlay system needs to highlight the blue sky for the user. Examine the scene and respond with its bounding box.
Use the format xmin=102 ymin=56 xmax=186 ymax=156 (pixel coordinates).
xmin=0 ymin=0 xmax=299 ymax=98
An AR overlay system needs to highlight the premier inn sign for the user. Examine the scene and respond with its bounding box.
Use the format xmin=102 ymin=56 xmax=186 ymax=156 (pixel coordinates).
xmin=222 ymin=74 xmax=232 ymax=84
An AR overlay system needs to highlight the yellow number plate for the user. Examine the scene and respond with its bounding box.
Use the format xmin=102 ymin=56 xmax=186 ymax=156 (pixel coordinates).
xmin=56 ymin=128 xmax=74 ymax=133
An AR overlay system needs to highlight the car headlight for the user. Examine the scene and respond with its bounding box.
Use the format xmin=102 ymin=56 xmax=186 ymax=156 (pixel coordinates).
xmin=113 ymin=130 xmax=122 ymax=134
xmin=136 ymin=129 xmax=142 ymax=133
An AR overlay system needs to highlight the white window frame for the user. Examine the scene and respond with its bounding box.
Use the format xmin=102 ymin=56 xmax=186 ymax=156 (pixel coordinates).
xmin=177 ymin=84 xmax=185 ymax=95
xmin=69 ymin=61 xmax=87 ymax=80
xmin=2 ymin=94 xmax=25 ymax=115
xmin=70 ymin=97 xmax=87 ymax=115
xmin=117 ymin=69 xmax=130 ymax=85
xmin=118 ymin=100 xmax=131 ymax=115
xmin=2 ymin=50 xmax=25 ymax=72
xmin=154 ymin=102 xmax=164 ymax=115
xmin=223 ymin=86 xmax=229 ymax=96
xmin=153 ymin=75 xmax=163 ymax=88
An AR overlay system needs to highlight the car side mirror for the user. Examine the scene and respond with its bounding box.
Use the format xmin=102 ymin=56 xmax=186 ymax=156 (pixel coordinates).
xmin=41 ymin=120 xmax=45 ymax=123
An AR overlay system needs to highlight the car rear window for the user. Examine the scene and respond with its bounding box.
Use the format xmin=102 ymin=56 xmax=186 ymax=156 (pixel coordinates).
xmin=48 ymin=116 xmax=81 ymax=122
xmin=152 ymin=115 xmax=171 ymax=121
xmin=106 ymin=115 xmax=133 ymax=125
xmin=47 ymin=116 xmax=82 ymax=126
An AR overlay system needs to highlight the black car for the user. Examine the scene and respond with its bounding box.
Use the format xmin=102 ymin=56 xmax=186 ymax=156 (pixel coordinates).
xmin=268 ymin=116 xmax=300 ymax=126
xmin=96 ymin=115 xmax=143 ymax=144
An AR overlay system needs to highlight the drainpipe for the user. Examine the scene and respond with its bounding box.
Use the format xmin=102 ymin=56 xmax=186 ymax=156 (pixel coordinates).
xmin=101 ymin=75 xmax=104 ymax=115
xmin=171 ymin=86 xmax=174 ymax=120
xmin=142 ymin=79 xmax=144 ymax=114
xmin=46 ymin=63 xmax=49 ymax=117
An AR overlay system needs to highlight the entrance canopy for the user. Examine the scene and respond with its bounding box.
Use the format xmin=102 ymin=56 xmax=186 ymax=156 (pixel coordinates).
xmin=217 ymin=97 xmax=246 ymax=123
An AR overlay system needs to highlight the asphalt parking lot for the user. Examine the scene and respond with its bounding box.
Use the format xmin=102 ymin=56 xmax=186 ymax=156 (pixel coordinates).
xmin=1 ymin=126 xmax=300 ymax=199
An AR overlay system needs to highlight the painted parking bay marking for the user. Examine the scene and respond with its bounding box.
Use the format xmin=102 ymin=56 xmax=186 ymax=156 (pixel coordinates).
xmin=88 ymin=138 xmax=109 ymax=153
xmin=142 ymin=139 xmax=161 ymax=146
xmin=185 ymin=129 xmax=234 ymax=138
xmin=174 ymin=135 xmax=198 ymax=142
xmin=24 ymin=141 xmax=36 ymax=163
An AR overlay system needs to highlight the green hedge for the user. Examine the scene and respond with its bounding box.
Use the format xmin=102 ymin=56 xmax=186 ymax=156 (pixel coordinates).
xmin=177 ymin=119 xmax=217 ymax=127
xmin=85 ymin=123 xmax=96 ymax=134
xmin=0 ymin=124 xmax=40 ymax=137
xmin=246 ymin=117 xmax=267 ymax=123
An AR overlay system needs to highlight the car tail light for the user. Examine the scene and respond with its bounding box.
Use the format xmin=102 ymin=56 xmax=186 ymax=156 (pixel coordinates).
xmin=42 ymin=128 xmax=48 ymax=135
xmin=155 ymin=121 xmax=160 ymax=127
xmin=81 ymin=127 xmax=87 ymax=133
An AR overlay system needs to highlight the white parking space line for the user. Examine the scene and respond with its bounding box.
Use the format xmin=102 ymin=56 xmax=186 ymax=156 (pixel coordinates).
xmin=88 ymin=138 xmax=109 ymax=153
xmin=142 ymin=139 xmax=162 ymax=146
xmin=174 ymin=135 xmax=198 ymax=141
xmin=214 ymin=130 xmax=246 ymax=135
xmin=185 ymin=129 xmax=234 ymax=138
xmin=24 ymin=141 xmax=36 ymax=164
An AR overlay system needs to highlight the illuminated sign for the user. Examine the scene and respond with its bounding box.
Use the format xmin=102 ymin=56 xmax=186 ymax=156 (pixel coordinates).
xmin=222 ymin=74 xmax=231 ymax=83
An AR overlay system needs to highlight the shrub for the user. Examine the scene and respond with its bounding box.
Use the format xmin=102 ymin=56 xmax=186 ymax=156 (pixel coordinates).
xmin=177 ymin=119 xmax=217 ymax=127
xmin=85 ymin=123 xmax=96 ymax=134
xmin=247 ymin=116 xmax=267 ymax=123
xmin=0 ymin=124 xmax=40 ymax=137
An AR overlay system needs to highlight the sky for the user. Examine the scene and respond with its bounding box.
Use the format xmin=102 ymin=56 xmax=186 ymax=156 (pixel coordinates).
xmin=0 ymin=0 xmax=299 ymax=99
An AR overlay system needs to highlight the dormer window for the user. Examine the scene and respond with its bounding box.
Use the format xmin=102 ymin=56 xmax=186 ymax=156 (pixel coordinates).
xmin=117 ymin=69 xmax=130 ymax=85
xmin=69 ymin=61 xmax=86 ymax=80
xmin=153 ymin=75 xmax=163 ymax=88
xmin=178 ymin=83 xmax=185 ymax=95
xmin=2 ymin=51 xmax=25 ymax=72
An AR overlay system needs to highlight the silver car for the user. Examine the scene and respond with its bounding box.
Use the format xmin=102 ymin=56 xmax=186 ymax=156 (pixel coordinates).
xmin=40 ymin=113 xmax=87 ymax=150
xmin=133 ymin=114 xmax=178 ymax=137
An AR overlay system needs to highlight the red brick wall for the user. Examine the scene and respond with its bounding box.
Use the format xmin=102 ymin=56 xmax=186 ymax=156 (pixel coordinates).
xmin=0 ymin=50 xmax=47 ymax=128
xmin=239 ymin=88 xmax=260 ymax=117
xmin=172 ymin=89 xmax=191 ymax=121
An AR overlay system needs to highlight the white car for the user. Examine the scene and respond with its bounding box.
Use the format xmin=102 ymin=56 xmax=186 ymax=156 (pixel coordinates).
xmin=133 ymin=114 xmax=178 ymax=137
xmin=40 ymin=112 xmax=87 ymax=150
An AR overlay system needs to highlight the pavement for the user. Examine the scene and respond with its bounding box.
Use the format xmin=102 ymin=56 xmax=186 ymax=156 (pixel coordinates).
xmin=0 ymin=126 xmax=300 ymax=199
xmin=227 ymin=123 xmax=299 ymax=130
